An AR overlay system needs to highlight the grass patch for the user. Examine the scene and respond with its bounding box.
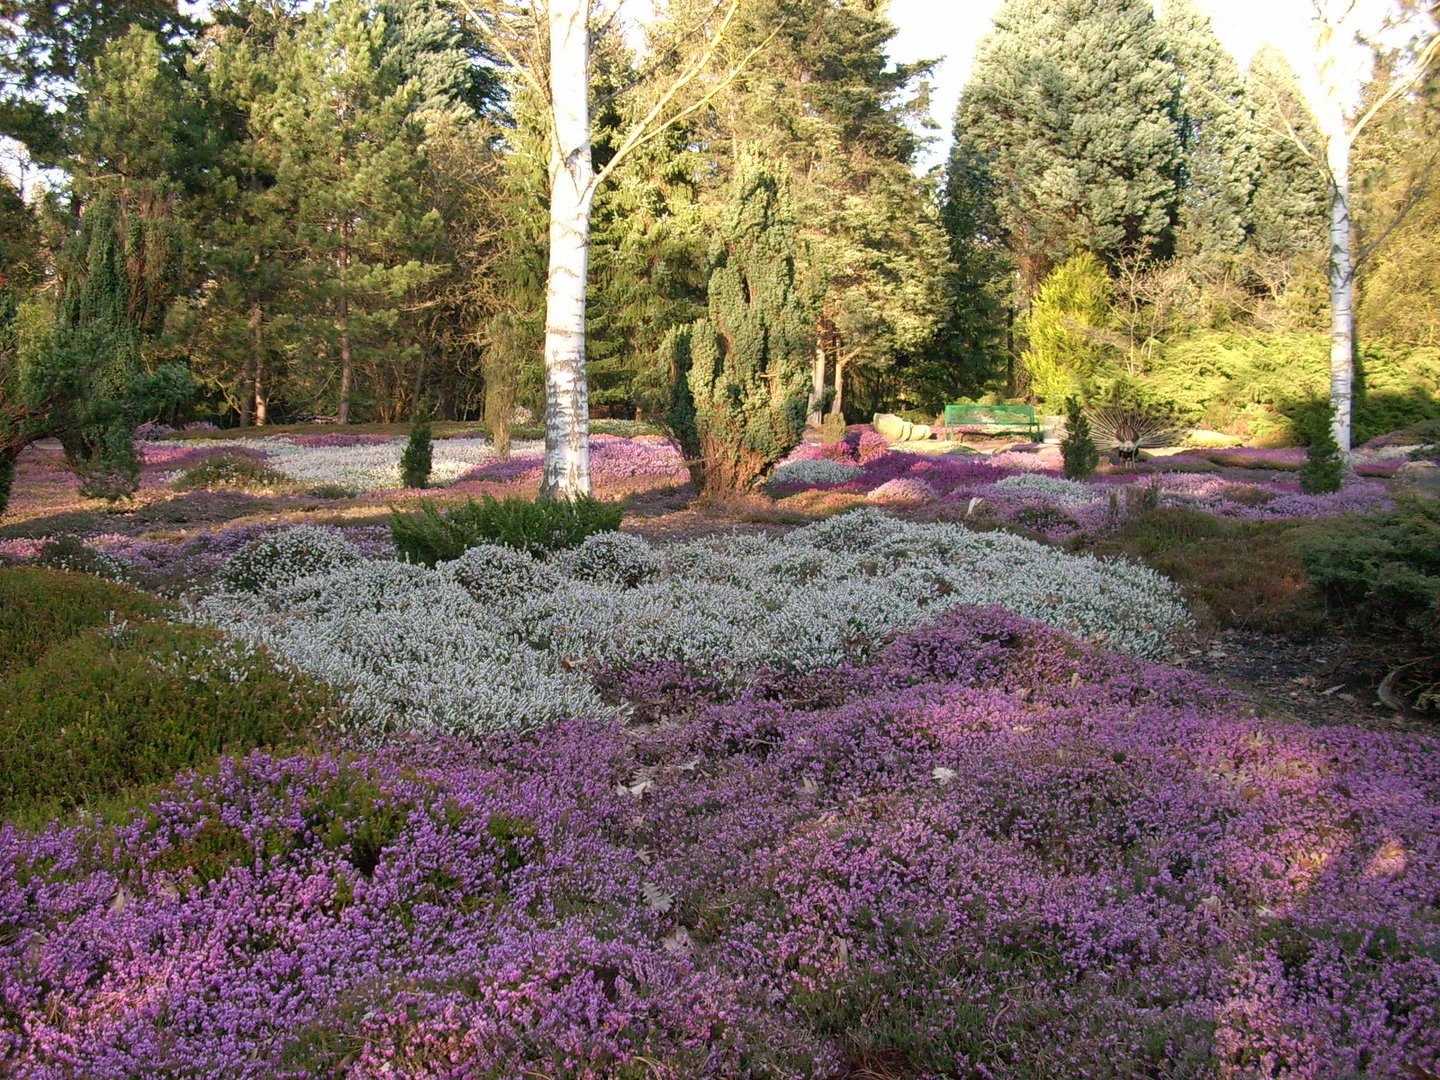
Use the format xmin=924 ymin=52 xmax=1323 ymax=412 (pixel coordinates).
xmin=1077 ymin=507 xmax=1325 ymax=635
xmin=0 ymin=569 xmax=334 ymax=826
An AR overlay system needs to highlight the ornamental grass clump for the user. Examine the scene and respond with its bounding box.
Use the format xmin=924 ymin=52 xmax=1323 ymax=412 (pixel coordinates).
xmin=391 ymin=494 xmax=623 ymax=566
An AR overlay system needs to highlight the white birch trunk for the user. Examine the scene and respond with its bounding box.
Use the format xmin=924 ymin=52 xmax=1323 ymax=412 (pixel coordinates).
xmin=541 ymin=0 xmax=595 ymax=499
xmin=1324 ymin=123 xmax=1355 ymax=453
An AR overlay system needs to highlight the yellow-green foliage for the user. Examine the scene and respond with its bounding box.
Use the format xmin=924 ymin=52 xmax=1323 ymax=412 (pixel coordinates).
xmin=1021 ymin=252 xmax=1115 ymax=407
xmin=0 ymin=569 xmax=333 ymax=824
xmin=1149 ymin=331 xmax=1440 ymax=444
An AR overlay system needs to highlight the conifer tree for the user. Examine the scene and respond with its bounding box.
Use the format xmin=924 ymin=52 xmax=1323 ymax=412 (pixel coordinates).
xmin=1161 ymin=0 xmax=1258 ymax=256
xmin=667 ymin=163 xmax=813 ymax=498
xmin=954 ymin=0 xmax=1183 ymax=292
xmin=257 ymin=0 xmax=444 ymax=422
xmin=1246 ymin=46 xmax=1328 ymax=261
xmin=1021 ymin=251 xmax=1114 ymax=408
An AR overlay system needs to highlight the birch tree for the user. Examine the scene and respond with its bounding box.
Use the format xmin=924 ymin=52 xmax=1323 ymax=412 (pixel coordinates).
xmin=1309 ymin=0 xmax=1437 ymax=451
xmin=464 ymin=0 xmax=771 ymax=498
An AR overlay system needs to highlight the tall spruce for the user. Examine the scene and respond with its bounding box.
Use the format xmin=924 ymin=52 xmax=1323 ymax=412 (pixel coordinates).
xmin=667 ymin=162 xmax=813 ymax=498
xmin=953 ymin=0 xmax=1183 ymax=293
xmin=1161 ymin=0 xmax=1258 ymax=256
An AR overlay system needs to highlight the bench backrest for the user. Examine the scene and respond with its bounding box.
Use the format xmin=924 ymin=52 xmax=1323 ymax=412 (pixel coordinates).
xmin=943 ymin=404 xmax=1037 ymax=426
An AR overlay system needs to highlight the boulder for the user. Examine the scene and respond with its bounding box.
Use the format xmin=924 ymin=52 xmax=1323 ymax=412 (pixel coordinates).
xmin=873 ymin=413 xmax=907 ymax=442
xmin=1390 ymin=460 xmax=1440 ymax=498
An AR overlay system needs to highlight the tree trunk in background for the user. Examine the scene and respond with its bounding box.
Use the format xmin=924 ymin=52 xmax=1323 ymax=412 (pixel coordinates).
xmin=831 ymin=354 xmax=846 ymax=419
xmin=1325 ymin=122 xmax=1355 ymax=452
xmin=239 ymin=351 xmax=255 ymax=427
xmin=539 ymin=0 xmax=594 ymax=499
xmin=808 ymin=336 xmax=826 ymax=425
xmin=338 ymin=290 xmax=353 ymax=424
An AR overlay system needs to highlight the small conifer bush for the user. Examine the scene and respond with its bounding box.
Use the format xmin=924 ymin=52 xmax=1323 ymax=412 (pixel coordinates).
xmin=400 ymin=411 xmax=434 ymax=489
xmin=1299 ymin=407 xmax=1344 ymax=495
xmin=1061 ymin=397 xmax=1100 ymax=480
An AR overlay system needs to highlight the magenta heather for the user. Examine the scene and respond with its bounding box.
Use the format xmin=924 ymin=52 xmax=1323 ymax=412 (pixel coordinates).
xmin=3 ymin=607 xmax=1438 ymax=1076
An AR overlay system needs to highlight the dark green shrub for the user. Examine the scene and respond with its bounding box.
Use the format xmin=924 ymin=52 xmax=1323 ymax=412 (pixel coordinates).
xmin=1301 ymin=498 xmax=1440 ymax=708
xmin=0 ymin=567 xmax=167 ymax=669
xmin=172 ymin=452 xmax=292 ymax=492
xmin=0 ymin=618 xmax=332 ymax=824
xmin=1299 ymin=408 xmax=1344 ymax=494
xmin=1301 ymin=498 xmax=1440 ymax=636
xmin=400 ymin=412 xmax=433 ymax=489
xmin=1060 ymin=397 xmax=1100 ymax=480
xmin=391 ymin=494 xmax=624 ymax=566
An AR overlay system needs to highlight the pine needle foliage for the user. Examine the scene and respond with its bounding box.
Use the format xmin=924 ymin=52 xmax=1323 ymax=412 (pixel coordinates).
xmin=1061 ymin=396 xmax=1101 ymax=480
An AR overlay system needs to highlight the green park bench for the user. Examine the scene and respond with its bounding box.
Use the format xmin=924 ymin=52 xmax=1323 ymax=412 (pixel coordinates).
xmin=941 ymin=404 xmax=1042 ymax=441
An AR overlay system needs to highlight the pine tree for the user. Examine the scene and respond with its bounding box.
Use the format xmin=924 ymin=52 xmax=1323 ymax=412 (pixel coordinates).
xmin=400 ymin=405 xmax=433 ymax=488
xmin=1161 ymin=0 xmax=1258 ymax=257
xmin=954 ymin=0 xmax=1183 ymax=292
xmin=1061 ymin=396 xmax=1100 ymax=480
xmin=257 ymin=0 xmax=444 ymax=423
xmin=668 ymin=163 xmax=814 ymax=498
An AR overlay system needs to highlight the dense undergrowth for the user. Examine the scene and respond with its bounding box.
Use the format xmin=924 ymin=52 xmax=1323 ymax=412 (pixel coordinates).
xmin=0 ymin=569 xmax=334 ymax=825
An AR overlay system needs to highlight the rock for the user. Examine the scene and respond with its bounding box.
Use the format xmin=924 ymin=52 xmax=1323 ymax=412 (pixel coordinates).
xmin=873 ymin=413 xmax=907 ymax=442
xmin=1390 ymin=460 xmax=1440 ymax=498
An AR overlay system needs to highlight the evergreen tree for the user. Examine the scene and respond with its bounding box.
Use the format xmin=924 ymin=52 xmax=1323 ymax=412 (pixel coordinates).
xmin=1161 ymin=0 xmax=1258 ymax=256
xmin=1246 ymin=46 xmax=1328 ymax=261
xmin=400 ymin=405 xmax=433 ymax=488
xmin=1060 ymin=396 xmax=1099 ymax=479
xmin=934 ymin=137 xmax=1014 ymax=402
xmin=667 ymin=163 xmax=813 ymax=498
xmin=954 ymin=0 xmax=1183 ymax=293
xmin=1020 ymin=251 xmax=1115 ymax=408
xmin=256 ymin=0 xmax=445 ymax=422
xmin=379 ymin=0 xmax=502 ymax=120
xmin=656 ymin=0 xmax=950 ymax=422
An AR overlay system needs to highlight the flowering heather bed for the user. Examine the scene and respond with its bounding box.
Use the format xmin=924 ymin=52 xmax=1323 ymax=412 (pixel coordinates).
xmin=777 ymin=430 xmax=1395 ymax=541
xmin=3 ymin=606 xmax=1439 ymax=1077
xmin=194 ymin=513 xmax=1188 ymax=741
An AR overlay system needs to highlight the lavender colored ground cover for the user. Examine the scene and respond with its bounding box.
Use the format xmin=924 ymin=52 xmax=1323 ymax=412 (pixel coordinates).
xmin=3 ymin=607 xmax=1438 ymax=1076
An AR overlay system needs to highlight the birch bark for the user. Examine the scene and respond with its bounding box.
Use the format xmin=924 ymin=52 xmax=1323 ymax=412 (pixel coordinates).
xmin=540 ymin=0 xmax=595 ymax=499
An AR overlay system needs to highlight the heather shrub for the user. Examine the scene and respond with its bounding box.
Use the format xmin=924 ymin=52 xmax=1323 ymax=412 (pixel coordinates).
xmin=439 ymin=543 xmax=561 ymax=604
xmin=391 ymin=494 xmax=623 ymax=566
xmin=768 ymin=459 xmax=862 ymax=488
xmin=1060 ymin=396 xmax=1100 ymax=479
xmin=399 ymin=411 xmax=433 ymax=489
xmin=218 ymin=526 xmax=362 ymax=593
xmin=34 ymin=534 xmax=131 ymax=580
xmin=562 ymin=531 xmax=658 ymax=587
xmin=991 ymin=472 xmax=1096 ymax=506
xmin=0 ymin=567 xmax=166 ymax=669
xmin=1301 ymin=499 xmax=1440 ymax=703
xmin=0 ymin=593 xmax=331 ymax=823
xmin=199 ymin=560 xmax=603 ymax=741
xmin=171 ymin=451 xmax=292 ymax=492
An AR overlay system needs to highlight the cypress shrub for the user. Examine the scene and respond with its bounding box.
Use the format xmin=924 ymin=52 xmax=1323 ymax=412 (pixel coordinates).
xmin=1061 ymin=397 xmax=1100 ymax=480
xmin=400 ymin=410 xmax=434 ymax=489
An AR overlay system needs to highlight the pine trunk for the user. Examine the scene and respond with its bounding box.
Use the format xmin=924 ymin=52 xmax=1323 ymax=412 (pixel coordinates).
xmin=1325 ymin=127 xmax=1355 ymax=453
xmin=338 ymin=293 xmax=353 ymax=425
xmin=540 ymin=0 xmax=595 ymax=500
xmin=239 ymin=351 xmax=255 ymax=428
xmin=808 ymin=336 xmax=826 ymax=425
xmin=831 ymin=355 xmax=846 ymax=419
xmin=253 ymin=304 xmax=268 ymax=426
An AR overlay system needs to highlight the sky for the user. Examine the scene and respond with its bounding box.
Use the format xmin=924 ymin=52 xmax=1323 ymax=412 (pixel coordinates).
xmin=886 ymin=0 xmax=1323 ymax=169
